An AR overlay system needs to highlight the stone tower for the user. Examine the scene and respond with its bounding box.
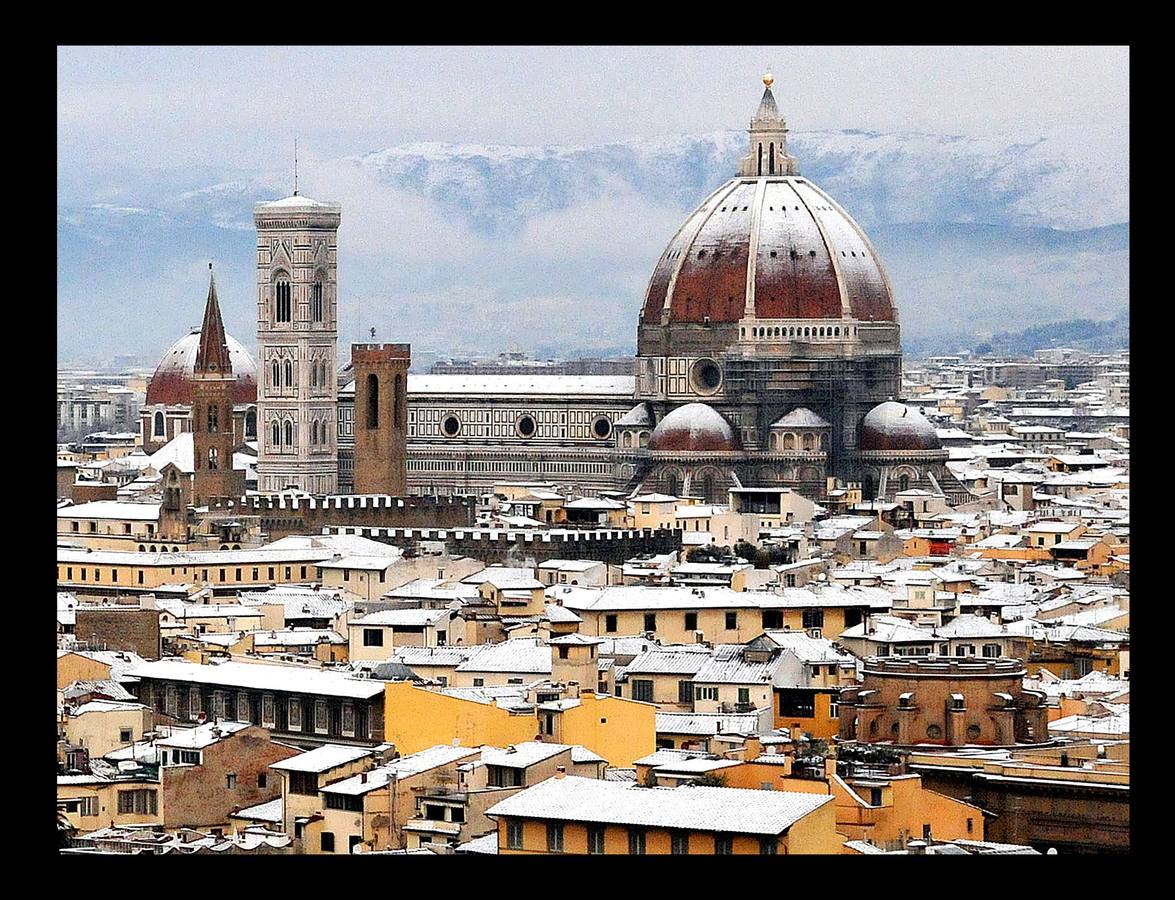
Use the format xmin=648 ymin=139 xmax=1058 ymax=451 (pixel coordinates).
xmin=254 ymin=194 xmax=342 ymax=494
xmin=351 ymin=342 xmax=411 ymax=496
xmin=158 ymin=462 xmax=190 ymax=542
xmin=192 ymin=268 xmax=245 ymax=505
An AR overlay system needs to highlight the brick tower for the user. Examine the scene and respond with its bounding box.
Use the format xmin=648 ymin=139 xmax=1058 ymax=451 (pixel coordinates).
xmin=192 ymin=266 xmax=245 ymax=505
xmin=351 ymin=343 xmax=410 ymax=495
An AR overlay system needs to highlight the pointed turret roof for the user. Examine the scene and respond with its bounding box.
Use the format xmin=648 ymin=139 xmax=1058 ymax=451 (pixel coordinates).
xmin=752 ymin=79 xmax=781 ymax=126
xmin=194 ymin=266 xmax=233 ymax=376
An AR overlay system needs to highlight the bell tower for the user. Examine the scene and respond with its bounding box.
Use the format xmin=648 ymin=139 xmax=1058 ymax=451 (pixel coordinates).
xmin=254 ymin=193 xmax=342 ymax=495
xmin=191 ymin=267 xmax=245 ymax=505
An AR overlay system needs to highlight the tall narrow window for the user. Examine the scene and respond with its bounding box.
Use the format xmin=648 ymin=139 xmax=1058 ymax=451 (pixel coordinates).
xmin=284 ymin=360 xmax=293 ymax=387
xmin=366 ymin=374 xmax=379 ymax=428
xmin=312 ymin=280 xmax=324 ymax=322
xmin=284 ymin=421 xmax=293 ymax=447
xmin=310 ymin=362 xmax=318 ymax=388
xmin=899 ymin=474 xmax=910 ymax=492
xmin=275 ymin=279 xmax=291 ymax=322
xmin=272 ymin=360 xmax=280 ymax=387
xmin=272 ymin=421 xmax=280 ymax=448
xmin=311 ymin=420 xmax=319 ymax=445
xmin=769 ymin=142 xmax=776 ymax=174
xmin=394 ymin=373 xmax=403 ymax=428
xmin=245 ymin=409 xmax=256 ymax=439
xmin=153 ymin=411 xmax=164 ymax=436
xmin=208 ymin=447 xmax=219 ymax=471
xmin=757 ymin=142 xmax=763 ymax=176
xmin=207 ymin=404 xmax=218 ymax=433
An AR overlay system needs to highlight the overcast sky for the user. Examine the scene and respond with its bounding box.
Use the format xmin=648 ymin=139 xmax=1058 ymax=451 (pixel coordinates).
xmin=58 ymin=45 xmax=1128 ymax=177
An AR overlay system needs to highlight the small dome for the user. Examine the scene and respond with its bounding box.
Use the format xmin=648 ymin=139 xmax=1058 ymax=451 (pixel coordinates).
xmin=648 ymin=403 xmax=740 ymax=452
xmin=771 ymin=407 xmax=830 ymax=429
xmin=146 ymin=329 xmax=258 ymax=407
xmin=859 ymin=402 xmax=941 ymax=452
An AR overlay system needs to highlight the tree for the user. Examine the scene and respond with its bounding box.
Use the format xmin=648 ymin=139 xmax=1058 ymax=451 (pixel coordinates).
xmin=57 ymin=808 xmax=77 ymax=849
xmin=694 ymin=773 xmax=729 ymax=788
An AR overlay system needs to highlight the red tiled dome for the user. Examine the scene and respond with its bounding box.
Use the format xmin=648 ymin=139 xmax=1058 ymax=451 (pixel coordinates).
xmin=648 ymin=403 xmax=741 ymax=452
xmin=145 ymin=329 xmax=258 ymax=406
xmin=640 ymin=176 xmax=894 ymax=326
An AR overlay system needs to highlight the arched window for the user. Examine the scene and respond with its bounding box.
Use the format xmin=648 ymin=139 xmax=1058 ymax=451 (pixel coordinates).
xmin=818 ymin=432 xmax=826 ymax=450
xmin=312 ymin=278 xmax=324 ymax=323
xmin=622 ymin=432 xmax=633 ymax=449
xmin=802 ymin=433 xmax=814 ymax=451
xmin=284 ymin=420 xmax=293 ymax=447
xmin=757 ymin=142 xmax=763 ymax=176
xmin=769 ymin=432 xmax=778 ymax=450
xmin=834 ymin=327 xmax=840 ymax=337
xmin=638 ymin=431 xmax=650 ymax=448
xmin=245 ymin=409 xmax=256 ymax=439
xmin=272 ymin=421 xmax=280 ymax=448
xmin=208 ymin=447 xmax=219 ymax=470
xmin=804 ymin=327 xmax=810 ymax=337
xmin=394 ymin=373 xmax=404 ymax=428
xmin=271 ymin=361 xmax=280 ymax=387
xmin=899 ymin=474 xmax=911 ymax=493
xmin=666 ymin=473 xmax=679 ymax=497
xmin=310 ymin=362 xmax=317 ymax=388
xmin=206 ymin=404 xmax=218 ymax=433
xmin=284 ymin=360 xmax=293 ymax=387
xmin=769 ymin=142 xmax=776 ymax=175
xmin=274 ymin=276 xmax=292 ymax=323
xmin=366 ymin=374 xmax=380 ymax=428
xmin=783 ymin=433 xmax=795 ymax=450
xmin=311 ymin=420 xmax=319 ymax=445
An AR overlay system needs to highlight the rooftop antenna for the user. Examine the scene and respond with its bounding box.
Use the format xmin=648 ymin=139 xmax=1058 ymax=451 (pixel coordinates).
xmin=293 ymin=137 xmax=299 ymax=196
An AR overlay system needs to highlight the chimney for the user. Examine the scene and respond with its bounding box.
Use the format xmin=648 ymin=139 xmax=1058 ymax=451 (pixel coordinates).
xmin=555 ymin=766 xmax=566 ymax=780
xmin=360 ymin=772 xmax=368 ymax=783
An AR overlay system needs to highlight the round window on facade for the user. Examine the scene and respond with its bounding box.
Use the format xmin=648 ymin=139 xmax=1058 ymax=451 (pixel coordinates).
xmin=926 ymin=724 xmax=943 ymax=740
xmin=966 ymin=724 xmax=982 ymax=741
xmin=689 ymin=358 xmax=722 ymax=395
xmin=517 ymin=415 xmax=536 ymax=438
xmin=592 ymin=416 xmax=612 ymax=439
xmin=442 ymin=415 xmax=461 ymax=438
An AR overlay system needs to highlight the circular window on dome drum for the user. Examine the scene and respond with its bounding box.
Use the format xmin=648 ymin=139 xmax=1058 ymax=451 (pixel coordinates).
xmin=442 ymin=415 xmax=461 ymax=438
xmin=926 ymin=724 xmax=943 ymax=740
xmin=689 ymin=358 xmax=723 ymax=395
xmin=966 ymin=724 xmax=982 ymax=741
xmin=516 ymin=415 xmax=536 ymax=438
xmin=592 ymin=416 xmax=612 ymax=440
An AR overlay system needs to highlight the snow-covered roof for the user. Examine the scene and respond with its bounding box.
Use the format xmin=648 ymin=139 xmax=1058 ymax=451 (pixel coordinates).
xmin=58 ymin=501 xmax=161 ymax=520
xmin=156 ymin=720 xmax=251 ymax=749
xmin=270 ymin=744 xmax=373 ymax=773
xmin=407 ymin=374 xmax=634 ymax=397
xmin=128 ymin=659 xmax=385 ymax=700
xmin=484 ymin=776 xmax=832 ymax=835
xmin=457 ymin=639 xmax=551 ymax=674
xmin=479 ymin=741 xmax=570 ymax=769
xmin=351 ymin=609 xmax=452 ymax=627
xmin=322 ymin=745 xmax=480 ymax=795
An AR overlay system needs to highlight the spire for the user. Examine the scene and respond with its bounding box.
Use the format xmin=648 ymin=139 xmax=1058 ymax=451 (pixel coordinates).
xmin=739 ymin=73 xmax=798 ymax=177
xmin=195 ymin=263 xmax=233 ymax=376
xmin=293 ymin=137 xmax=299 ymax=197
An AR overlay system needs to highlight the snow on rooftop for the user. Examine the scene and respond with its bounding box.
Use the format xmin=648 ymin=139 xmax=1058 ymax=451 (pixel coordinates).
xmin=270 ymin=744 xmax=373 ymax=773
xmin=485 ymin=776 xmax=832 ymax=834
xmin=129 ymin=659 xmax=385 ymax=700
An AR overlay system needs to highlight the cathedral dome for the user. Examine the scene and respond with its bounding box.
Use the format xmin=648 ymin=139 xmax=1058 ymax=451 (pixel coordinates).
xmin=146 ymin=328 xmax=258 ymax=406
xmin=639 ymin=79 xmax=894 ymax=328
xmin=648 ymin=403 xmax=741 ymax=452
xmin=858 ymin=401 xmax=941 ymax=452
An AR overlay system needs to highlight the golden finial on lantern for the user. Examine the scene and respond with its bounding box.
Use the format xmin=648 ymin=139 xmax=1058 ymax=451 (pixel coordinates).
xmin=763 ymin=72 xmax=774 ymax=89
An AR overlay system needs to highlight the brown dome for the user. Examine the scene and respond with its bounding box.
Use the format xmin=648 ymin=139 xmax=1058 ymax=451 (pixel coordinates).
xmin=648 ymin=403 xmax=741 ymax=452
xmin=641 ymin=175 xmax=894 ymax=326
xmin=145 ymin=329 xmax=258 ymax=406
xmin=859 ymin=402 xmax=941 ymax=452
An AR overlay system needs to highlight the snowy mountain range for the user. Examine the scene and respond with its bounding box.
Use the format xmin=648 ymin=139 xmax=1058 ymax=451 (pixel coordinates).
xmin=57 ymin=128 xmax=1129 ymax=364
